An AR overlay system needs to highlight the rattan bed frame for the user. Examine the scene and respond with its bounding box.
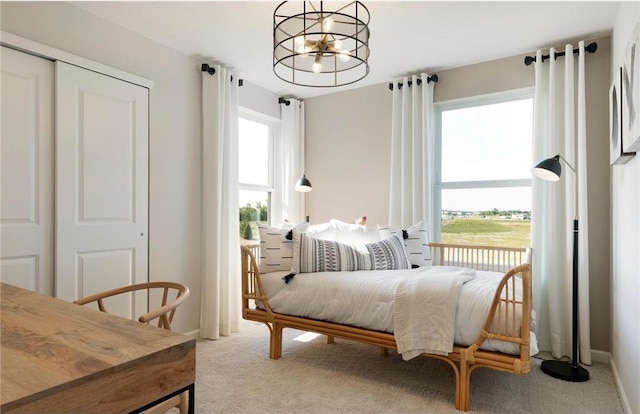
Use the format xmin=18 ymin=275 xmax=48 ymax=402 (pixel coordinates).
xmin=241 ymin=242 xmax=532 ymax=411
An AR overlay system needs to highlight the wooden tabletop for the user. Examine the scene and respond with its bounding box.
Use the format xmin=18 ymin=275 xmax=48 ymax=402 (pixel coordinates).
xmin=0 ymin=283 xmax=196 ymax=413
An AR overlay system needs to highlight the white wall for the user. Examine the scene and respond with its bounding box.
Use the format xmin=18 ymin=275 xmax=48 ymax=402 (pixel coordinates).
xmin=0 ymin=1 xmax=279 ymax=334
xmin=305 ymin=37 xmax=612 ymax=354
xmin=240 ymin=81 xmax=281 ymax=120
xmin=610 ymin=4 xmax=640 ymax=413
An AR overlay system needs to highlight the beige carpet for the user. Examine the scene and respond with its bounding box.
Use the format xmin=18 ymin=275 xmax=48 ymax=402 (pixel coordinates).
xmin=192 ymin=321 xmax=624 ymax=413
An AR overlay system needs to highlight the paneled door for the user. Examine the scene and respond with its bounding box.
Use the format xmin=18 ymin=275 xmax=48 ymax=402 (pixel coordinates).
xmin=1 ymin=46 xmax=55 ymax=295
xmin=55 ymin=61 xmax=149 ymax=318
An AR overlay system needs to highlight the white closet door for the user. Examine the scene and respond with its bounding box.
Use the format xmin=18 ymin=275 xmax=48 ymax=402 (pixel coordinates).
xmin=55 ymin=61 xmax=148 ymax=318
xmin=1 ymin=46 xmax=54 ymax=295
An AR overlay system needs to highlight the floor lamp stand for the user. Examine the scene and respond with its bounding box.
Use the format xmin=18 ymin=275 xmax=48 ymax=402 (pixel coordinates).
xmin=541 ymin=218 xmax=589 ymax=382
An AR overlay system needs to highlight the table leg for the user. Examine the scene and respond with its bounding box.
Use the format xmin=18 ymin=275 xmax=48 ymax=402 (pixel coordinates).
xmin=130 ymin=384 xmax=195 ymax=414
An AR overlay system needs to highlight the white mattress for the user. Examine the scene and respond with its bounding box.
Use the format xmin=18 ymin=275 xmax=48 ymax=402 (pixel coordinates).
xmin=258 ymin=266 xmax=537 ymax=356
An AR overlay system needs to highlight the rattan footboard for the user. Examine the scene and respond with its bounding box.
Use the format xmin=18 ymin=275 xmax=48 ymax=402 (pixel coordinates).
xmin=241 ymin=242 xmax=532 ymax=411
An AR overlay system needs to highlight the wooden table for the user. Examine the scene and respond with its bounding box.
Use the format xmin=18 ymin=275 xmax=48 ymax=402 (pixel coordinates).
xmin=0 ymin=283 xmax=196 ymax=413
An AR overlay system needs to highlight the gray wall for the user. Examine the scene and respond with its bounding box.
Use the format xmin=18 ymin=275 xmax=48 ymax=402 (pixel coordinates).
xmin=610 ymin=3 xmax=640 ymax=413
xmin=0 ymin=1 xmax=279 ymax=334
xmin=305 ymin=37 xmax=612 ymax=356
xmin=305 ymin=84 xmax=392 ymax=225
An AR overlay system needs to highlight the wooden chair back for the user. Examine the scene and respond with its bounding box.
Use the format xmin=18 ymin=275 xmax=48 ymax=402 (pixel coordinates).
xmin=73 ymin=281 xmax=189 ymax=330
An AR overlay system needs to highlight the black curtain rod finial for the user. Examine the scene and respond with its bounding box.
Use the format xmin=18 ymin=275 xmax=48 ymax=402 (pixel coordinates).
xmin=201 ymin=63 xmax=215 ymax=75
xmin=278 ymin=97 xmax=291 ymax=106
xmin=585 ymin=42 xmax=598 ymax=54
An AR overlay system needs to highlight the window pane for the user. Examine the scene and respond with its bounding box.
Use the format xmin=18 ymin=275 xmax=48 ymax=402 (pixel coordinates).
xmin=441 ymin=99 xmax=533 ymax=182
xmin=239 ymin=190 xmax=270 ymax=241
xmin=440 ymin=187 xmax=531 ymax=248
xmin=239 ymin=117 xmax=269 ymax=186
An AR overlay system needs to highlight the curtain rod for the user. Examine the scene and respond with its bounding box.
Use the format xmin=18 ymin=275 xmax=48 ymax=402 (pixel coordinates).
xmin=523 ymin=41 xmax=597 ymax=66
xmin=201 ymin=63 xmax=243 ymax=86
xmin=388 ymin=74 xmax=438 ymax=91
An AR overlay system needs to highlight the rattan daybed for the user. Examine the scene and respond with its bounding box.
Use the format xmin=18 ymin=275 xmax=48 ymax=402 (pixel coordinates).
xmin=241 ymin=241 xmax=532 ymax=411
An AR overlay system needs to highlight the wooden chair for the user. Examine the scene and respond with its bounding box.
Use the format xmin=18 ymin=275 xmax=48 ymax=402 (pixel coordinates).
xmin=74 ymin=281 xmax=190 ymax=413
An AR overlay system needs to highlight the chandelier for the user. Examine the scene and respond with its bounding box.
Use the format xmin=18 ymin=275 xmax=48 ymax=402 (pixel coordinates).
xmin=273 ymin=1 xmax=370 ymax=87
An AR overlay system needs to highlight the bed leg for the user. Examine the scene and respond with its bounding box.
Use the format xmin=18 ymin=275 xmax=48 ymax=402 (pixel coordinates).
xmin=458 ymin=360 xmax=471 ymax=411
xmin=326 ymin=335 xmax=335 ymax=344
xmin=380 ymin=347 xmax=388 ymax=356
xmin=269 ymin=323 xmax=284 ymax=360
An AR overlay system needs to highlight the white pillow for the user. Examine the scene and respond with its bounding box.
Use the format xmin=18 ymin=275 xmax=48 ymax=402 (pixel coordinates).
xmin=378 ymin=221 xmax=432 ymax=267
xmin=257 ymin=223 xmax=304 ymax=273
xmin=291 ymin=231 xmax=411 ymax=274
xmin=330 ymin=219 xmax=380 ymax=244
xmin=305 ymin=221 xmax=337 ymax=240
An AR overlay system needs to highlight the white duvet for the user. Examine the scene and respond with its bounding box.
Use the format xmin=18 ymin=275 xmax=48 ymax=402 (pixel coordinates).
xmin=258 ymin=266 xmax=537 ymax=357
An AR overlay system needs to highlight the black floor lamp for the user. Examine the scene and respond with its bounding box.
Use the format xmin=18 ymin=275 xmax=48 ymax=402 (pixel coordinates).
xmin=532 ymin=154 xmax=589 ymax=382
xmin=295 ymin=174 xmax=312 ymax=223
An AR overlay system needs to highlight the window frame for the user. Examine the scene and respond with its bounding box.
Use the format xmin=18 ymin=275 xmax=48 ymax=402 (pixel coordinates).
xmin=238 ymin=108 xmax=276 ymax=224
xmin=432 ymin=88 xmax=534 ymax=242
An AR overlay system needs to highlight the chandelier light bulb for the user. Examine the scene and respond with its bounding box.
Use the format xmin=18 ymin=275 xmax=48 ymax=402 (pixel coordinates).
xmin=338 ymin=50 xmax=351 ymax=62
xmin=322 ymin=17 xmax=334 ymax=32
xmin=312 ymin=53 xmax=323 ymax=73
xmin=297 ymin=45 xmax=309 ymax=57
xmin=294 ymin=35 xmax=305 ymax=46
xmin=332 ymin=39 xmax=343 ymax=50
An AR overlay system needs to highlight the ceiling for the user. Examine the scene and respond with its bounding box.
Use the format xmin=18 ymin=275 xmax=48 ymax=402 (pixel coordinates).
xmin=71 ymin=1 xmax=620 ymax=99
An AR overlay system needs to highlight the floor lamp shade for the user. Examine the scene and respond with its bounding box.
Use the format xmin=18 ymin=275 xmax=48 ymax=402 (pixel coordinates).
xmin=532 ymin=155 xmax=589 ymax=382
xmin=295 ymin=174 xmax=313 ymax=192
xmin=532 ymin=155 xmax=562 ymax=181
xmin=295 ymin=174 xmax=312 ymax=222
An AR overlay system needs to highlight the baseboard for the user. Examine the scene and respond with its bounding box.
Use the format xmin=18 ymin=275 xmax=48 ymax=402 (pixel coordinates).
xmin=184 ymin=329 xmax=199 ymax=338
xmin=592 ymin=349 xmax=632 ymax=414
xmin=590 ymin=349 xmax=610 ymax=363
xmin=609 ymin=355 xmax=633 ymax=414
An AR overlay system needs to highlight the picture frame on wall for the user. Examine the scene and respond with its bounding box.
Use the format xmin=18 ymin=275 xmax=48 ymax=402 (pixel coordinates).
xmin=610 ymin=67 xmax=635 ymax=165
xmin=622 ymin=18 xmax=640 ymax=153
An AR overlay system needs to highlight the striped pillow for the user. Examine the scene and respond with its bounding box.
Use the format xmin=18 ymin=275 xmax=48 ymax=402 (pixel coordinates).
xmin=378 ymin=221 xmax=432 ymax=267
xmin=291 ymin=231 xmax=411 ymax=273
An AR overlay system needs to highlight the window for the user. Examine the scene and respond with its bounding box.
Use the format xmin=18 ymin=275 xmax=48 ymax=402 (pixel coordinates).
xmin=434 ymin=90 xmax=533 ymax=248
xmin=239 ymin=112 xmax=274 ymax=241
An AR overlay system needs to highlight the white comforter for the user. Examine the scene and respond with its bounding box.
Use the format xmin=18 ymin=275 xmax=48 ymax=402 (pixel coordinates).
xmin=259 ymin=266 xmax=534 ymax=357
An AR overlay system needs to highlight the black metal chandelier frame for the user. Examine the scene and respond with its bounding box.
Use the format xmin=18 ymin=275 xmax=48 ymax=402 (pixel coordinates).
xmin=273 ymin=1 xmax=370 ymax=88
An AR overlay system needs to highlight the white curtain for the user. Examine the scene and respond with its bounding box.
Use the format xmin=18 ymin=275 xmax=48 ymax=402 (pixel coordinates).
xmin=389 ymin=74 xmax=435 ymax=231
xmin=273 ymin=99 xmax=306 ymax=225
xmin=531 ymin=42 xmax=591 ymax=364
xmin=200 ymin=65 xmax=241 ymax=339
